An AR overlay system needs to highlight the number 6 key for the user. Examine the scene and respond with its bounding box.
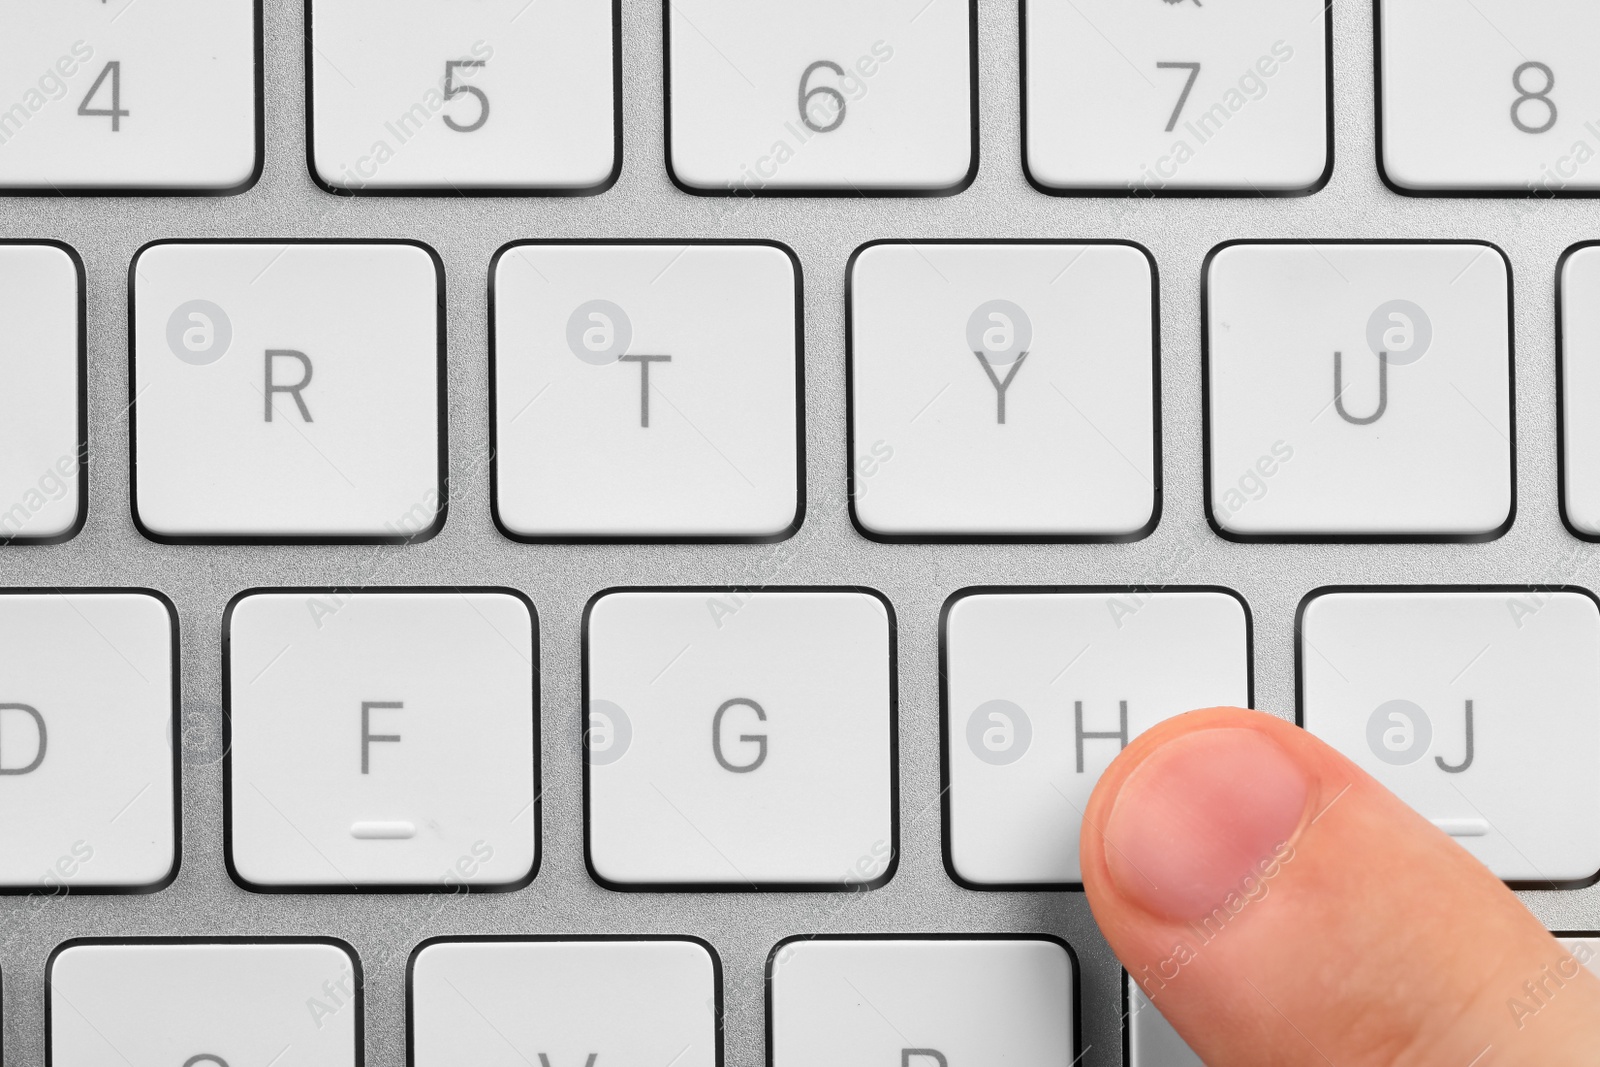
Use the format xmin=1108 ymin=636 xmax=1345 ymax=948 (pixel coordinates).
xmin=667 ymin=0 xmax=976 ymax=194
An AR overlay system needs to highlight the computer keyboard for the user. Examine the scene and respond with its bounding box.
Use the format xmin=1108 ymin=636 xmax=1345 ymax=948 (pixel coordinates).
xmin=4 ymin=0 xmax=1600 ymax=1065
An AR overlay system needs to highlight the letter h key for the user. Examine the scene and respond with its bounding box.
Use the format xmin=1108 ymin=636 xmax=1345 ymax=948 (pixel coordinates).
xmin=1075 ymin=700 xmax=1129 ymax=772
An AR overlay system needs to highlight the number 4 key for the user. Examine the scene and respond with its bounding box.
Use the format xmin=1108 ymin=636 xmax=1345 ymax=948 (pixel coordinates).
xmin=0 ymin=1 xmax=259 ymax=191
xmin=77 ymin=60 xmax=128 ymax=131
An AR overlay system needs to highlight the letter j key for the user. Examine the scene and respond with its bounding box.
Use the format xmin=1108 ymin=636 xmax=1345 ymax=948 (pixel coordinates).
xmin=1299 ymin=588 xmax=1600 ymax=885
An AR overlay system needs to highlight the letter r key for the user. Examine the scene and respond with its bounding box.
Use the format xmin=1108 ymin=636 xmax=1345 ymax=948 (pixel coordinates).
xmin=132 ymin=241 xmax=443 ymax=542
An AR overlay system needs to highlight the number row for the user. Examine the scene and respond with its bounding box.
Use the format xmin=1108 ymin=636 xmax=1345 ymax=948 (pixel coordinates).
xmin=2 ymin=0 xmax=1594 ymax=194
xmin=6 ymin=238 xmax=1600 ymax=544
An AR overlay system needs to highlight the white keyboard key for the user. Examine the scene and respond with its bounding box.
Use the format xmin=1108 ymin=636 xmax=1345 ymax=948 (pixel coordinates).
xmin=1024 ymin=0 xmax=1329 ymax=193
xmin=132 ymin=241 xmax=443 ymax=542
xmin=769 ymin=937 xmax=1078 ymax=1065
xmin=944 ymin=589 xmax=1249 ymax=886
xmin=1380 ymin=3 xmax=1600 ymax=192
xmin=411 ymin=938 xmax=718 ymax=1067
xmin=850 ymin=242 xmax=1157 ymax=539
xmin=494 ymin=243 xmax=800 ymax=540
xmin=0 ymin=592 xmax=175 ymax=890
xmin=50 ymin=940 xmax=358 ymax=1067
xmin=309 ymin=0 xmax=616 ymax=193
xmin=1126 ymin=976 xmax=1203 ymax=1067
xmin=226 ymin=590 xmax=537 ymax=890
xmin=586 ymin=590 xmax=893 ymax=887
xmin=1299 ymin=589 xmax=1600 ymax=885
xmin=0 ymin=244 xmax=83 ymax=542
xmin=0 ymin=1 xmax=258 ymax=192
xmin=667 ymin=0 xmax=974 ymax=193
xmin=1560 ymin=245 xmax=1600 ymax=537
xmin=1206 ymin=242 xmax=1513 ymax=540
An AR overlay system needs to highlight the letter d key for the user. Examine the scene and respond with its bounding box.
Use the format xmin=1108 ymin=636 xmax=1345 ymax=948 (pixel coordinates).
xmin=0 ymin=703 xmax=47 ymax=775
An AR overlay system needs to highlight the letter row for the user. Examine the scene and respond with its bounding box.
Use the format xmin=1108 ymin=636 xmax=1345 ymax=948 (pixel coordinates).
xmin=7 ymin=239 xmax=1600 ymax=545
xmin=4 ymin=585 xmax=1597 ymax=893
xmin=23 ymin=932 xmax=1600 ymax=1066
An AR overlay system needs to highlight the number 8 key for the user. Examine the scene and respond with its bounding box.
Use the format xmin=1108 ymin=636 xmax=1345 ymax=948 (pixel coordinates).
xmin=1380 ymin=1 xmax=1600 ymax=193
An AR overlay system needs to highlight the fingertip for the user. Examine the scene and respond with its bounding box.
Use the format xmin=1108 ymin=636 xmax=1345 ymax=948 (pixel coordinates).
xmin=1080 ymin=709 xmax=1310 ymax=898
xmin=1099 ymin=724 xmax=1309 ymax=922
xmin=1080 ymin=708 xmax=1600 ymax=1065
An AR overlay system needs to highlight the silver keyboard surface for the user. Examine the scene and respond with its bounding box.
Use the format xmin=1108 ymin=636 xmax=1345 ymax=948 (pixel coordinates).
xmin=5 ymin=1 xmax=1600 ymax=1064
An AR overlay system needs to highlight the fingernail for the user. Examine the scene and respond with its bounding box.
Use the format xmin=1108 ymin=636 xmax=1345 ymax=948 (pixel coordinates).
xmin=1102 ymin=727 xmax=1311 ymax=921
